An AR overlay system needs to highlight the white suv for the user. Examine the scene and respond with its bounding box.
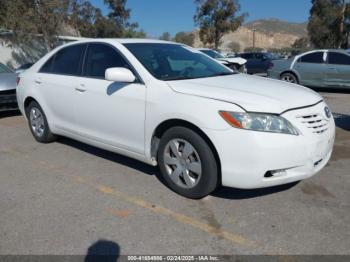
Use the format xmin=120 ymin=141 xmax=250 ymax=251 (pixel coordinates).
xmin=17 ymin=39 xmax=335 ymax=199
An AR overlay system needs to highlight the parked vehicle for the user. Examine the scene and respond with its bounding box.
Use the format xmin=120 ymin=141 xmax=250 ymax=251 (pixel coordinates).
xmin=198 ymin=48 xmax=247 ymax=73
xmin=0 ymin=63 xmax=18 ymax=111
xmin=16 ymin=63 xmax=34 ymax=74
xmin=268 ymin=49 xmax=350 ymax=89
xmin=236 ymin=52 xmax=277 ymax=75
xmin=17 ymin=39 xmax=335 ymax=199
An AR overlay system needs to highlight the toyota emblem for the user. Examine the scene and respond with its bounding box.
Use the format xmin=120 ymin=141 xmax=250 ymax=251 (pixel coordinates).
xmin=324 ymin=107 xmax=332 ymax=119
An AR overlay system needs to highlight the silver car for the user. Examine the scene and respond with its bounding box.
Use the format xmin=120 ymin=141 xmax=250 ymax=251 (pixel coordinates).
xmin=0 ymin=63 xmax=18 ymax=111
xmin=268 ymin=49 xmax=350 ymax=89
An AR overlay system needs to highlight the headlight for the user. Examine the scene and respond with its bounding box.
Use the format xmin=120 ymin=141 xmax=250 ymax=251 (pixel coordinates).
xmin=219 ymin=111 xmax=299 ymax=135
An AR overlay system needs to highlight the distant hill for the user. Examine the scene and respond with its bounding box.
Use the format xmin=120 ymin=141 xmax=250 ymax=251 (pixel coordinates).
xmin=193 ymin=19 xmax=308 ymax=51
xmin=245 ymin=19 xmax=307 ymax=37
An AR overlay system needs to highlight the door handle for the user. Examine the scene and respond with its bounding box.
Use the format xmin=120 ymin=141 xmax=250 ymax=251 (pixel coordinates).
xmin=35 ymin=78 xmax=43 ymax=84
xmin=75 ymin=87 xmax=87 ymax=93
xmin=75 ymin=84 xmax=87 ymax=93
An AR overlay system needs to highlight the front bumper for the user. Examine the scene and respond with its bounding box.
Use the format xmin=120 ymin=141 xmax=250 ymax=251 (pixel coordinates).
xmin=0 ymin=89 xmax=18 ymax=111
xmin=205 ymin=101 xmax=335 ymax=189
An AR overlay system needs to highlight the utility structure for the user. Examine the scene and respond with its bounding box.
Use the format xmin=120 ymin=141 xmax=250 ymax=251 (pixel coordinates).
xmin=252 ymin=28 xmax=257 ymax=49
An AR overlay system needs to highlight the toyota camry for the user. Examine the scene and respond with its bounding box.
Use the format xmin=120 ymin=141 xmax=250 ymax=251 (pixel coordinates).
xmin=16 ymin=39 xmax=335 ymax=199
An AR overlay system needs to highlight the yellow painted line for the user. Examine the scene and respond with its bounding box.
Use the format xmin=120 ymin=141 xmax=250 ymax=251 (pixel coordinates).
xmin=3 ymin=148 xmax=255 ymax=248
xmin=74 ymin=176 xmax=255 ymax=247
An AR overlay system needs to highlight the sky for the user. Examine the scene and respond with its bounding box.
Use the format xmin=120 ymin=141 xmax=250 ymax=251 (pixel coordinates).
xmin=90 ymin=0 xmax=312 ymax=37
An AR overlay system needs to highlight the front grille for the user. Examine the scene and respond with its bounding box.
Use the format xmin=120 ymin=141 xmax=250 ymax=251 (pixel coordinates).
xmin=296 ymin=114 xmax=329 ymax=134
xmin=0 ymin=89 xmax=16 ymax=95
xmin=0 ymin=89 xmax=17 ymax=110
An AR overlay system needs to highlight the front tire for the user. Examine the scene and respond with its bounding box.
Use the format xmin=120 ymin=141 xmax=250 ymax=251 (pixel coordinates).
xmin=158 ymin=127 xmax=218 ymax=199
xmin=26 ymin=101 xmax=56 ymax=143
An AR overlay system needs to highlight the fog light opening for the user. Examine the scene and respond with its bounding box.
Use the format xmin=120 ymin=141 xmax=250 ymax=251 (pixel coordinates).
xmin=264 ymin=169 xmax=287 ymax=178
xmin=314 ymin=159 xmax=323 ymax=167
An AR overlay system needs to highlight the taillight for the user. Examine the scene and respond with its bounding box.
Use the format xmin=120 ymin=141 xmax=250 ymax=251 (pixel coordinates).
xmin=16 ymin=77 xmax=20 ymax=86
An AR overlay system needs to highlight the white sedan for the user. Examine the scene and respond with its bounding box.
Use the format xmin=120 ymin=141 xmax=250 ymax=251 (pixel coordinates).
xmin=16 ymin=39 xmax=335 ymax=199
xmin=197 ymin=48 xmax=247 ymax=73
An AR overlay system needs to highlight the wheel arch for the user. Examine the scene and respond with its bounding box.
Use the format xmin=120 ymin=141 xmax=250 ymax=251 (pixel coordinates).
xmin=24 ymin=97 xmax=38 ymax=117
xmin=151 ymin=119 xmax=222 ymax=185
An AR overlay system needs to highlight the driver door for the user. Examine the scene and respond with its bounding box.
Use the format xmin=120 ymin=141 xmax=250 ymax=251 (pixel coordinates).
xmin=74 ymin=43 xmax=146 ymax=155
xmin=325 ymin=52 xmax=350 ymax=88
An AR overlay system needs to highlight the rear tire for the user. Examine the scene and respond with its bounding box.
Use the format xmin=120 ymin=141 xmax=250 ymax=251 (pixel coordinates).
xmin=158 ymin=127 xmax=218 ymax=199
xmin=280 ymin=72 xmax=299 ymax=84
xmin=26 ymin=101 xmax=57 ymax=143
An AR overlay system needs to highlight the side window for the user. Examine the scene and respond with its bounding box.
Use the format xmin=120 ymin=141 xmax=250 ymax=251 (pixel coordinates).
xmin=40 ymin=56 xmax=55 ymax=73
xmin=41 ymin=44 xmax=86 ymax=75
xmin=300 ymin=52 xmax=324 ymax=64
xmin=328 ymin=52 xmax=350 ymax=65
xmin=255 ymin=53 xmax=263 ymax=60
xmin=241 ymin=54 xmax=252 ymax=59
xmin=84 ymin=43 xmax=130 ymax=78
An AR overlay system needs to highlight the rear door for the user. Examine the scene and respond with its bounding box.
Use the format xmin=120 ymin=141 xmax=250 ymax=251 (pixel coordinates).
xmin=325 ymin=52 xmax=350 ymax=88
xmin=37 ymin=44 xmax=86 ymax=130
xmin=294 ymin=52 xmax=326 ymax=87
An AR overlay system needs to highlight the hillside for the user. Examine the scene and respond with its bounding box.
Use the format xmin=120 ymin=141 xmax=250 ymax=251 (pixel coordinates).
xmin=193 ymin=19 xmax=308 ymax=51
xmin=245 ymin=19 xmax=307 ymax=37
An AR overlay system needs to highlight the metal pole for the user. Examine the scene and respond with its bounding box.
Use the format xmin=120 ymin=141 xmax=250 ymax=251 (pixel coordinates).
xmin=253 ymin=29 xmax=256 ymax=49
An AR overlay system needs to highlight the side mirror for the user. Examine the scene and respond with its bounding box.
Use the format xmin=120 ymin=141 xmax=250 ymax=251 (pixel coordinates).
xmin=105 ymin=67 xmax=136 ymax=83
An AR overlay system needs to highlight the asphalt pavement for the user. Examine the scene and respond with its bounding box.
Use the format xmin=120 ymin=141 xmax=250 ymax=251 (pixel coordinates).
xmin=0 ymin=91 xmax=349 ymax=256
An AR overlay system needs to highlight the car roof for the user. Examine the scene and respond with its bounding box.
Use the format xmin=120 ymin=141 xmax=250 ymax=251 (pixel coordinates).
xmin=240 ymin=52 xmax=269 ymax=54
xmin=66 ymin=38 xmax=179 ymax=45
xmin=296 ymin=49 xmax=350 ymax=58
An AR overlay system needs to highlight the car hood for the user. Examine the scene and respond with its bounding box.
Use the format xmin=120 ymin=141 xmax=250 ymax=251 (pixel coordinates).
xmin=0 ymin=73 xmax=17 ymax=91
xmin=167 ymin=74 xmax=323 ymax=114
xmin=217 ymin=57 xmax=247 ymax=65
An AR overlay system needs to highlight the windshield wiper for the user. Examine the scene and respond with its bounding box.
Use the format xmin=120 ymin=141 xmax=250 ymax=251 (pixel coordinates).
xmin=163 ymin=72 xmax=235 ymax=81
xmin=209 ymin=72 xmax=235 ymax=77
xmin=162 ymin=76 xmax=196 ymax=81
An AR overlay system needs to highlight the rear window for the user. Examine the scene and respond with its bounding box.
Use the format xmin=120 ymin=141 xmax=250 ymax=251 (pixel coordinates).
xmin=300 ymin=52 xmax=324 ymax=64
xmin=40 ymin=44 xmax=86 ymax=76
xmin=240 ymin=53 xmax=253 ymax=59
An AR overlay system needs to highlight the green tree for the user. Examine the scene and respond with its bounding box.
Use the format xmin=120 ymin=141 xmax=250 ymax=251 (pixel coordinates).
xmin=308 ymin=0 xmax=350 ymax=49
xmin=292 ymin=37 xmax=310 ymax=51
xmin=69 ymin=0 xmax=99 ymax=37
xmin=174 ymin=32 xmax=195 ymax=46
xmin=93 ymin=9 xmax=120 ymax=38
xmin=104 ymin=0 xmax=145 ymax=38
xmin=194 ymin=0 xmax=246 ymax=49
xmin=227 ymin=41 xmax=240 ymax=52
xmin=0 ymin=0 xmax=70 ymax=50
xmin=159 ymin=32 xmax=171 ymax=41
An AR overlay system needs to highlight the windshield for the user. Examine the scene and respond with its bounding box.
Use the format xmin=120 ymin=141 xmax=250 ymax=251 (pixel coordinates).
xmin=124 ymin=43 xmax=234 ymax=81
xmin=200 ymin=49 xmax=225 ymax=59
xmin=0 ymin=63 xmax=13 ymax=74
